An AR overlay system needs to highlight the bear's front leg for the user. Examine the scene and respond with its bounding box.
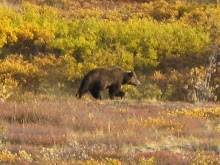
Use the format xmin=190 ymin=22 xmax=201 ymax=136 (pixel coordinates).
xmin=90 ymin=88 xmax=102 ymax=100
xmin=109 ymin=85 xmax=121 ymax=100
xmin=115 ymin=90 xmax=125 ymax=99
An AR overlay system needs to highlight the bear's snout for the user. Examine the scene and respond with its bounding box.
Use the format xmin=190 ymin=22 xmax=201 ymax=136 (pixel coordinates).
xmin=133 ymin=79 xmax=141 ymax=86
xmin=136 ymin=79 xmax=141 ymax=85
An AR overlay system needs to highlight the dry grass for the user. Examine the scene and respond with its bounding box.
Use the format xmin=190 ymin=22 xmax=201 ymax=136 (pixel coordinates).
xmin=0 ymin=98 xmax=219 ymax=164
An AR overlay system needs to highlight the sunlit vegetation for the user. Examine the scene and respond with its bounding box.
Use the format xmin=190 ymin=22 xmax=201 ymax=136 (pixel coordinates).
xmin=0 ymin=99 xmax=219 ymax=164
xmin=0 ymin=0 xmax=219 ymax=101
xmin=0 ymin=0 xmax=220 ymax=164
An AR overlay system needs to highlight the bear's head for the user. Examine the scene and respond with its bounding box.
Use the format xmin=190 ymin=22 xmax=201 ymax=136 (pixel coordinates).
xmin=124 ymin=71 xmax=141 ymax=86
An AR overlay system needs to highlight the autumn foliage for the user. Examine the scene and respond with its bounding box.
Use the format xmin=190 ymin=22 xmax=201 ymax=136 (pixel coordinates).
xmin=0 ymin=0 xmax=220 ymax=101
xmin=0 ymin=99 xmax=220 ymax=164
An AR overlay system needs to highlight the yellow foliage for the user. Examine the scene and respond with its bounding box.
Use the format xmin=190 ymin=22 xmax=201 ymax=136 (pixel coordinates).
xmin=114 ymin=108 xmax=127 ymax=113
xmin=88 ymin=113 xmax=94 ymax=119
xmin=0 ymin=54 xmax=41 ymax=84
xmin=190 ymin=151 xmax=220 ymax=165
xmin=60 ymin=55 xmax=83 ymax=79
xmin=139 ymin=157 xmax=156 ymax=165
xmin=33 ymin=54 xmax=60 ymax=68
xmin=78 ymin=157 xmax=122 ymax=165
xmin=59 ymin=157 xmax=122 ymax=165
xmin=127 ymin=117 xmax=183 ymax=131
xmin=18 ymin=150 xmax=33 ymax=162
xmin=17 ymin=22 xmax=55 ymax=44
xmin=0 ymin=150 xmax=18 ymax=163
xmin=0 ymin=16 xmax=17 ymax=47
xmin=0 ymin=0 xmax=219 ymax=101
xmin=166 ymin=107 xmax=220 ymax=119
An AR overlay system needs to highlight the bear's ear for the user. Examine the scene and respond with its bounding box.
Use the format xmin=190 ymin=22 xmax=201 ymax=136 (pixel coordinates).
xmin=127 ymin=71 xmax=134 ymax=77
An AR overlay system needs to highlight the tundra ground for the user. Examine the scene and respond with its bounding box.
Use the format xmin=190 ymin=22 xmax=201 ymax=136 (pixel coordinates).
xmin=0 ymin=98 xmax=219 ymax=164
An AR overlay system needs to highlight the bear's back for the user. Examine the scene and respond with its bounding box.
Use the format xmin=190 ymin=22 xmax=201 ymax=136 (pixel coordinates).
xmin=83 ymin=66 xmax=125 ymax=85
xmin=86 ymin=66 xmax=124 ymax=77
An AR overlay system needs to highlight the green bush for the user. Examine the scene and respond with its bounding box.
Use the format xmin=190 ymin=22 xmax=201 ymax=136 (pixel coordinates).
xmin=0 ymin=0 xmax=219 ymax=101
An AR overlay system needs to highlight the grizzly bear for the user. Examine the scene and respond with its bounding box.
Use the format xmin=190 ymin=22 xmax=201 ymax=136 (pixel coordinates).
xmin=76 ymin=66 xmax=140 ymax=99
